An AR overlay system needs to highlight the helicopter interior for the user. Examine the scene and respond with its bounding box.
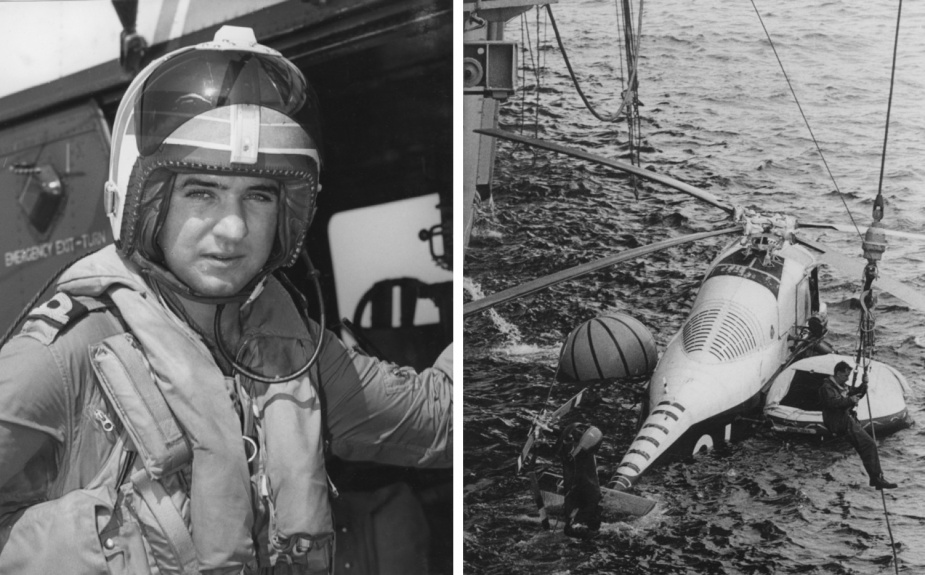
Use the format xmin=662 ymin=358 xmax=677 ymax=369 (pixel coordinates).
xmin=777 ymin=370 xmax=828 ymax=413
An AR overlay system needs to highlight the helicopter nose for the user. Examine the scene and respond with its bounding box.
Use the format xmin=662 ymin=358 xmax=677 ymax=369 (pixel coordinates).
xmin=611 ymin=400 xmax=690 ymax=489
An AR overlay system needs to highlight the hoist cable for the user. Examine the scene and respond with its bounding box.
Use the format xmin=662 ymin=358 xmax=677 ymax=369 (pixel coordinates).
xmin=615 ymin=0 xmax=642 ymax=195
xmin=620 ymin=0 xmax=645 ymax=180
xmin=853 ymin=300 xmax=900 ymax=575
xmin=632 ymin=0 xmax=645 ymax=168
xmin=876 ymin=0 xmax=904 ymax=202
xmin=518 ymin=12 xmax=538 ymax=137
xmin=613 ymin=0 xmax=627 ymax=96
xmin=862 ymin=2 xmax=904 ymax=568
xmin=515 ymin=9 xmax=545 ymax=167
xmin=751 ymin=2 xmax=904 ymax=571
xmin=535 ymin=6 xmax=544 ymax=139
xmin=545 ymin=4 xmax=635 ymax=123
xmin=748 ymin=0 xmax=863 ymax=241
xmin=879 ymin=488 xmax=899 ymax=575
xmin=517 ymin=14 xmax=529 ymax=134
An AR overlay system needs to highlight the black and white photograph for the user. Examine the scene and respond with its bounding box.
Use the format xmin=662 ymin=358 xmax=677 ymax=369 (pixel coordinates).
xmin=463 ymin=0 xmax=925 ymax=573
xmin=0 ymin=1 xmax=452 ymax=574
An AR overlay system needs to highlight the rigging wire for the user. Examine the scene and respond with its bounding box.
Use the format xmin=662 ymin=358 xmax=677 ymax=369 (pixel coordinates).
xmin=853 ymin=295 xmax=900 ymax=575
xmin=751 ymin=2 xmax=905 ymax=571
xmin=545 ymin=4 xmax=635 ymax=123
xmin=633 ymin=0 xmax=645 ymax=167
xmin=518 ymin=11 xmax=538 ymax=137
xmin=876 ymin=0 xmax=904 ymax=204
xmin=516 ymin=7 xmax=549 ymax=163
xmin=517 ymin=15 xmax=529 ymax=134
xmin=624 ymin=0 xmax=645 ymax=186
xmin=545 ymin=0 xmax=646 ymax=200
xmin=613 ymin=0 xmax=627 ymax=97
xmin=747 ymin=0 xmax=863 ymax=240
xmin=618 ymin=0 xmax=636 ymax=197
xmin=535 ymin=6 xmax=544 ymax=140
xmin=515 ymin=10 xmax=541 ymax=166
xmin=614 ymin=0 xmax=644 ymax=194
xmin=858 ymin=6 xmax=905 ymax=569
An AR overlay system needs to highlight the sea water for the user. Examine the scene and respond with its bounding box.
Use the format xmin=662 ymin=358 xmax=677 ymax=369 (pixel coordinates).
xmin=465 ymin=0 xmax=925 ymax=572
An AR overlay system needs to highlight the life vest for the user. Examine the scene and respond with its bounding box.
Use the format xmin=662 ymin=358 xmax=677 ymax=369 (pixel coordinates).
xmin=0 ymin=297 xmax=203 ymax=573
xmin=0 ymin=251 xmax=334 ymax=573
xmin=0 ymin=246 xmax=453 ymax=574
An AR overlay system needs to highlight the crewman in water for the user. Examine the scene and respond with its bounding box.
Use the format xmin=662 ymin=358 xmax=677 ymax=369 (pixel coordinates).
xmin=819 ymin=361 xmax=896 ymax=490
xmin=0 ymin=26 xmax=452 ymax=574
xmin=557 ymin=423 xmax=603 ymax=537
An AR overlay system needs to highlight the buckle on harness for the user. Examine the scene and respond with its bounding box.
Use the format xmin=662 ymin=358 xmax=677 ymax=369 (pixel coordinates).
xmin=270 ymin=534 xmax=313 ymax=557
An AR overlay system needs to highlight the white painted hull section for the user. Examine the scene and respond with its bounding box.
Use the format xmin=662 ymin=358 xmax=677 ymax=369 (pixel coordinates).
xmin=613 ymin=242 xmax=819 ymax=488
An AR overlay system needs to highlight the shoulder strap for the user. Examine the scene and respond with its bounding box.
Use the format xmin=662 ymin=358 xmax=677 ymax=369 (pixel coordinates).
xmin=90 ymin=328 xmax=199 ymax=573
xmin=129 ymin=464 xmax=199 ymax=574
xmin=90 ymin=332 xmax=192 ymax=480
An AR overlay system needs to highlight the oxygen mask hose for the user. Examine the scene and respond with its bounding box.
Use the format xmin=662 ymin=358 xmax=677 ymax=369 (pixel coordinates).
xmin=214 ymin=250 xmax=326 ymax=384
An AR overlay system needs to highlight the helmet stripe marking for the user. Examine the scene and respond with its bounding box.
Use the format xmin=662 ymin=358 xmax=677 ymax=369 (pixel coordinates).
xmin=161 ymin=138 xmax=320 ymax=163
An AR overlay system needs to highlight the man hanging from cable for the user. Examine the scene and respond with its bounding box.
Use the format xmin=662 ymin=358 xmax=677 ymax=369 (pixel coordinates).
xmin=819 ymin=361 xmax=896 ymax=490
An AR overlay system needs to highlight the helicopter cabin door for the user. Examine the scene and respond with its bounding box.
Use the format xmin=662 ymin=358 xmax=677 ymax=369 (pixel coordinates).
xmin=794 ymin=273 xmax=813 ymax=333
xmin=327 ymin=193 xmax=452 ymax=371
xmin=0 ymin=100 xmax=112 ymax=334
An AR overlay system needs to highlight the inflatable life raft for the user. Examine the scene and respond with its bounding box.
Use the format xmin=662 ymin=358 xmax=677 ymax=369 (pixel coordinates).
xmin=764 ymin=354 xmax=913 ymax=437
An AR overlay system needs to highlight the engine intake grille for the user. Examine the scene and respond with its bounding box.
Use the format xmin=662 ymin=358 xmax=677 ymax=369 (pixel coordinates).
xmin=682 ymin=301 xmax=762 ymax=361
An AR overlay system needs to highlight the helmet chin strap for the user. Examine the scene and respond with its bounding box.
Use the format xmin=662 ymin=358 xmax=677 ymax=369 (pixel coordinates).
xmin=213 ymin=249 xmax=326 ymax=384
xmin=138 ymin=257 xmax=259 ymax=306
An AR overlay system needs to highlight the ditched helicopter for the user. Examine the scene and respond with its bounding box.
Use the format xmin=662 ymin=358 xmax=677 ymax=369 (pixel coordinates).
xmin=464 ymin=127 xmax=925 ymax=518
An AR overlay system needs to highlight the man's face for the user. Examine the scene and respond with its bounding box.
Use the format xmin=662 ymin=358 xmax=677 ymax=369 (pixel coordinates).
xmin=159 ymin=173 xmax=280 ymax=297
xmin=835 ymin=369 xmax=851 ymax=384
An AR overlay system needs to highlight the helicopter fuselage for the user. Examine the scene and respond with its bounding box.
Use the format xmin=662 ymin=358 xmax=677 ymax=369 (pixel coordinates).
xmin=612 ymin=239 xmax=821 ymax=489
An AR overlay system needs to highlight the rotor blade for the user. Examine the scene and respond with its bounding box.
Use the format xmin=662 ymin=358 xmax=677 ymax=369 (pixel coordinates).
xmin=795 ymin=234 xmax=925 ymax=314
xmin=601 ymin=484 xmax=658 ymax=517
xmin=465 ymin=226 xmax=743 ymax=317
xmin=537 ymin=471 xmax=657 ymax=517
xmin=476 ymin=128 xmax=736 ymax=215
xmin=798 ymin=222 xmax=925 ymax=242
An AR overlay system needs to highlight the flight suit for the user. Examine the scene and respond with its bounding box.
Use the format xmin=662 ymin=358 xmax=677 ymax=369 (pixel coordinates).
xmin=0 ymin=246 xmax=453 ymax=573
xmin=818 ymin=375 xmax=882 ymax=481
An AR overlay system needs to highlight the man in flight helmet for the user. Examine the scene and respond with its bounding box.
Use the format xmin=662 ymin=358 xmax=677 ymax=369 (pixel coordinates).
xmin=819 ymin=361 xmax=895 ymax=490
xmin=0 ymin=26 xmax=452 ymax=574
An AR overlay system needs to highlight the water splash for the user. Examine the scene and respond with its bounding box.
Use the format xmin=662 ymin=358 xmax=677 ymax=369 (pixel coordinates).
xmin=464 ymin=276 xmax=525 ymax=345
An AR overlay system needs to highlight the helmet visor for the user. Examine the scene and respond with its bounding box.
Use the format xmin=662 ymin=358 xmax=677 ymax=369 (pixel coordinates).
xmin=135 ymin=49 xmax=308 ymax=155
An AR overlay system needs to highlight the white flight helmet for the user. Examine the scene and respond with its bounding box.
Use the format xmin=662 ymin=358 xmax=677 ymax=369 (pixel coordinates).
xmin=104 ymin=25 xmax=322 ymax=300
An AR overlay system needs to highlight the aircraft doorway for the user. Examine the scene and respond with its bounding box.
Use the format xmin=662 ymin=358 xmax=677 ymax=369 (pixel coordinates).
xmin=328 ymin=193 xmax=452 ymax=370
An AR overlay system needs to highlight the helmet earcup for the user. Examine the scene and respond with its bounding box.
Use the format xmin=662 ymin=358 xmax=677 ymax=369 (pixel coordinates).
xmin=120 ymin=159 xmax=174 ymax=262
xmin=135 ymin=170 xmax=175 ymax=263
xmin=117 ymin=159 xmax=146 ymax=257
